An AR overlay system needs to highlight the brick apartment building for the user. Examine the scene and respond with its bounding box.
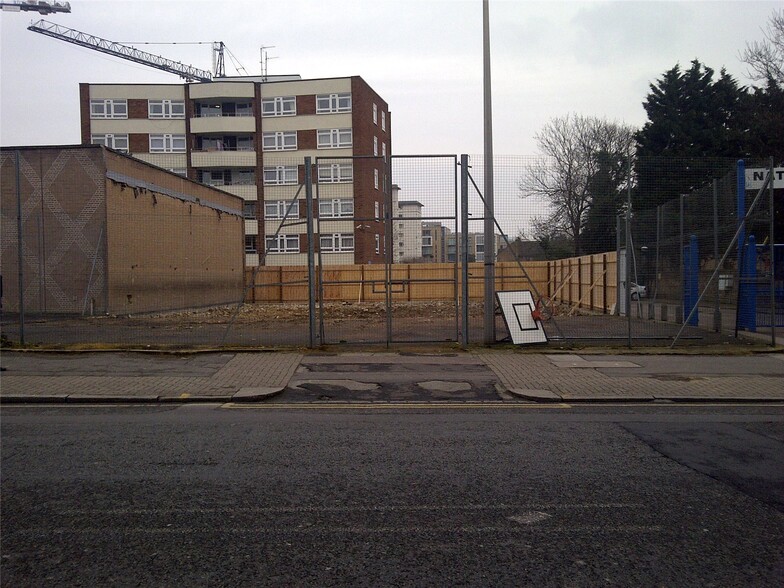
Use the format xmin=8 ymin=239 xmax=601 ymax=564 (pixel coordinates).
xmin=80 ymin=75 xmax=391 ymax=267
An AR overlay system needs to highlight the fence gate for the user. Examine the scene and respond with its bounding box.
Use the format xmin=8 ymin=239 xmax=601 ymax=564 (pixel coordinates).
xmin=314 ymin=154 xmax=460 ymax=345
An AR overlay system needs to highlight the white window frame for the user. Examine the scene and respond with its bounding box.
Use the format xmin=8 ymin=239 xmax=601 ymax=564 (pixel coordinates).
xmin=373 ymin=136 xmax=378 ymax=157
xmin=374 ymin=201 xmax=380 ymax=220
xmin=318 ymin=198 xmax=353 ymax=219
xmin=320 ymin=233 xmax=354 ymax=253
xmin=90 ymin=99 xmax=127 ymax=119
xmin=262 ymin=131 xmax=297 ymax=151
xmin=261 ymin=96 xmax=296 ymax=117
xmin=373 ymin=103 xmax=378 ymax=124
xmin=263 ymin=166 xmax=298 ymax=186
xmin=382 ymin=142 xmax=386 ymax=160
xmin=375 ymin=234 xmax=380 ymax=254
xmin=381 ymin=111 xmax=386 ymax=131
xmin=266 ymin=234 xmax=300 ymax=254
xmin=91 ymin=133 xmax=128 ymax=152
xmin=316 ymin=93 xmax=352 ymax=114
xmin=374 ymin=169 xmax=379 ymax=190
xmin=265 ymin=200 xmax=300 ymax=220
xmin=149 ymin=134 xmax=186 ymax=153
xmin=317 ymin=163 xmax=353 ymax=183
xmin=148 ymin=99 xmax=185 ymax=119
xmin=317 ymin=128 xmax=352 ymax=149
xmin=422 ymin=235 xmax=433 ymax=246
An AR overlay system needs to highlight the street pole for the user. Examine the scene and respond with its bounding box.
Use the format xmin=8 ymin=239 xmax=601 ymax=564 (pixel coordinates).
xmin=482 ymin=0 xmax=495 ymax=344
xmin=15 ymin=150 xmax=25 ymax=346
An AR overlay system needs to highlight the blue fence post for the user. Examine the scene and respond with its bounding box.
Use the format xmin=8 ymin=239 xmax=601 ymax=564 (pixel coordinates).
xmin=737 ymin=159 xmax=745 ymax=260
xmin=738 ymin=235 xmax=757 ymax=332
xmin=683 ymin=235 xmax=699 ymax=326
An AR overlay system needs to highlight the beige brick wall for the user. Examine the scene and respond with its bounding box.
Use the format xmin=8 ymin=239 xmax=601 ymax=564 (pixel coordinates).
xmin=1 ymin=145 xmax=245 ymax=315
xmin=103 ymin=149 xmax=245 ymax=313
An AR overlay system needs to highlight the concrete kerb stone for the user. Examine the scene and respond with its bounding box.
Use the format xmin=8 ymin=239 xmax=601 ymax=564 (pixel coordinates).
xmin=507 ymin=388 xmax=564 ymax=402
xmin=232 ymin=387 xmax=285 ymax=402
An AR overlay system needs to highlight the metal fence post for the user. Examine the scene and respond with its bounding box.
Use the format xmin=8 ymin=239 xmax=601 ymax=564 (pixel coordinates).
xmin=305 ymin=156 xmax=316 ymax=348
xmin=460 ymin=154 xmax=469 ymax=347
xmin=713 ymin=179 xmax=721 ymax=332
xmin=769 ymin=157 xmax=776 ymax=347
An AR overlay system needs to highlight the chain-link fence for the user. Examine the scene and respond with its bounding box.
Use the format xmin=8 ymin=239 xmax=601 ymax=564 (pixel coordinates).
xmin=2 ymin=147 xmax=779 ymax=349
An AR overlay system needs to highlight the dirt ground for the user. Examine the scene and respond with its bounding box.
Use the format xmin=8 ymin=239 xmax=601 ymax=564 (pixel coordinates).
xmin=1 ymin=299 xmax=759 ymax=349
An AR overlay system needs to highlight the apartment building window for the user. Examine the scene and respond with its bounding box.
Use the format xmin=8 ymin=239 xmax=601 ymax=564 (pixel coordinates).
xmin=374 ymin=201 xmax=380 ymax=220
xmin=317 ymin=128 xmax=352 ymax=149
xmin=243 ymin=201 xmax=257 ymax=219
xmin=319 ymin=198 xmax=353 ymax=218
xmin=263 ymin=131 xmax=297 ymax=151
xmin=91 ymin=133 xmax=128 ymax=153
xmin=374 ymin=169 xmax=379 ymax=189
xmin=266 ymin=234 xmax=300 ymax=254
xmin=261 ymin=96 xmax=296 ymax=117
xmin=234 ymin=169 xmax=256 ymax=185
xmin=149 ymin=134 xmax=186 ymax=153
xmin=148 ymin=100 xmax=185 ymax=119
xmin=236 ymin=103 xmax=253 ymax=116
xmin=263 ymin=166 xmax=298 ymax=185
xmin=382 ymin=142 xmax=386 ymax=160
xmin=382 ymin=111 xmax=386 ymax=131
xmin=316 ymin=93 xmax=351 ymax=113
xmin=90 ymin=99 xmax=127 ymax=119
xmin=317 ymin=163 xmax=353 ymax=183
xmin=245 ymin=235 xmax=257 ymax=253
xmin=320 ymin=233 xmax=354 ymax=253
xmin=375 ymin=234 xmax=380 ymax=254
xmin=199 ymin=170 xmax=226 ymax=186
xmin=265 ymin=200 xmax=299 ymax=219
xmin=373 ymin=103 xmax=378 ymax=124
xmin=373 ymin=136 xmax=378 ymax=156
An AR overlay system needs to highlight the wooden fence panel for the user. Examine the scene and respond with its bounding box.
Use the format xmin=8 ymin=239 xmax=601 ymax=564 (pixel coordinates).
xmin=244 ymin=254 xmax=616 ymax=306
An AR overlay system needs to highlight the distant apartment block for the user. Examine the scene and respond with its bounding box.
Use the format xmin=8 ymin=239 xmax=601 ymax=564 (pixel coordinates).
xmin=394 ymin=199 xmax=423 ymax=262
xmin=80 ymin=75 xmax=391 ymax=266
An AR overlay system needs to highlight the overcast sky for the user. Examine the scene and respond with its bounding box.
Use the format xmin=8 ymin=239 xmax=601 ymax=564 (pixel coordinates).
xmin=1 ymin=0 xmax=779 ymax=156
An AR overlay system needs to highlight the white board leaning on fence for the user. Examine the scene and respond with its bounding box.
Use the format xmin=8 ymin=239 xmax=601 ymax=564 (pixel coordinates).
xmin=496 ymin=290 xmax=548 ymax=345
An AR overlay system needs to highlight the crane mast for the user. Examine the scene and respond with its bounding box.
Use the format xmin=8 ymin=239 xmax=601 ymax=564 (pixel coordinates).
xmin=27 ymin=19 xmax=213 ymax=82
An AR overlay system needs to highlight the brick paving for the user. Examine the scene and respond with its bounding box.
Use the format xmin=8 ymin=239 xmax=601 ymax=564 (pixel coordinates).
xmin=0 ymin=352 xmax=302 ymax=402
xmin=477 ymin=351 xmax=784 ymax=401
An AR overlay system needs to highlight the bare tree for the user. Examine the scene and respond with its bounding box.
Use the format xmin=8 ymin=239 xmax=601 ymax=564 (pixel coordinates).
xmin=519 ymin=114 xmax=636 ymax=256
xmin=740 ymin=9 xmax=784 ymax=85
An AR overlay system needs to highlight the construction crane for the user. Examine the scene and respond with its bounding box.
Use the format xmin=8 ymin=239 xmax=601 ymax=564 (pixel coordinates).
xmin=1 ymin=1 xmax=70 ymax=14
xmin=28 ymin=19 xmax=215 ymax=82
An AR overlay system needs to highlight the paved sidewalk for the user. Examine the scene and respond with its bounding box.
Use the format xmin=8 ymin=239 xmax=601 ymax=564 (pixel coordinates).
xmin=478 ymin=351 xmax=784 ymax=402
xmin=0 ymin=349 xmax=782 ymax=403
xmin=0 ymin=352 xmax=302 ymax=403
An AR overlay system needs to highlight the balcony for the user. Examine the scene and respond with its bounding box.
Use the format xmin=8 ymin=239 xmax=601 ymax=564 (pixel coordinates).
xmin=190 ymin=115 xmax=256 ymax=135
xmin=218 ymin=184 xmax=257 ymax=200
xmin=191 ymin=149 xmax=256 ymax=168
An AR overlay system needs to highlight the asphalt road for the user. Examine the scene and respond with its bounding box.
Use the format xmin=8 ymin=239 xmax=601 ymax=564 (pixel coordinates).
xmin=2 ymin=404 xmax=783 ymax=587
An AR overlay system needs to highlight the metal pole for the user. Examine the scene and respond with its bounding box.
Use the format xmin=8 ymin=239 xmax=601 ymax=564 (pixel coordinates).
xmin=769 ymin=157 xmax=776 ymax=346
xmin=654 ymin=205 xmax=661 ymax=303
xmin=304 ymin=157 xmax=316 ymax=348
xmin=482 ymin=0 xmax=495 ymax=344
xmin=713 ymin=180 xmax=721 ymax=332
xmin=679 ymin=193 xmax=685 ymax=323
xmin=461 ymin=154 xmax=470 ymax=347
xmin=615 ymin=214 xmax=621 ymax=316
xmin=626 ymin=161 xmax=632 ymax=348
xmin=15 ymin=151 xmax=25 ymax=346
